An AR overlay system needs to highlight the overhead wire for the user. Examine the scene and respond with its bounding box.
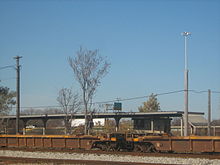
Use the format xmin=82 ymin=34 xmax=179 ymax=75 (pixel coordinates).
xmin=0 ymin=77 xmax=16 ymax=82
xmin=8 ymin=89 xmax=220 ymax=110
xmin=0 ymin=65 xmax=15 ymax=70
xmin=212 ymin=91 xmax=220 ymax=94
xmin=13 ymin=89 xmax=185 ymax=109
xmin=188 ymin=90 xmax=208 ymax=94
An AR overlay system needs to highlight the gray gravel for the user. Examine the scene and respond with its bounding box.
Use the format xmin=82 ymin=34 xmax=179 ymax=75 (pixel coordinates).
xmin=0 ymin=150 xmax=220 ymax=165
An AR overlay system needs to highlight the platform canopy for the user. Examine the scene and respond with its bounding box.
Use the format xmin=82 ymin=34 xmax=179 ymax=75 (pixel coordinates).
xmin=0 ymin=111 xmax=204 ymax=120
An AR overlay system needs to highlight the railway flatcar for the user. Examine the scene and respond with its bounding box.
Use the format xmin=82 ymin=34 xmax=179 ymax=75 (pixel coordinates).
xmin=92 ymin=133 xmax=220 ymax=153
xmin=0 ymin=133 xmax=220 ymax=153
xmin=131 ymin=134 xmax=220 ymax=153
xmin=0 ymin=134 xmax=99 ymax=150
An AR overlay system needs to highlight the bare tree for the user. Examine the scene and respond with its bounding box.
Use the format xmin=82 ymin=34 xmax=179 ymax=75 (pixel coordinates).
xmin=68 ymin=47 xmax=110 ymax=135
xmin=57 ymin=88 xmax=81 ymax=134
xmin=0 ymin=86 xmax=16 ymax=115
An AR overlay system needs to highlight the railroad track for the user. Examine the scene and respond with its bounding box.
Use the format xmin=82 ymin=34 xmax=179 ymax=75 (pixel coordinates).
xmin=1 ymin=147 xmax=220 ymax=160
xmin=0 ymin=156 xmax=165 ymax=165
xmin=1 ymin=148 xmax=220 ymax=165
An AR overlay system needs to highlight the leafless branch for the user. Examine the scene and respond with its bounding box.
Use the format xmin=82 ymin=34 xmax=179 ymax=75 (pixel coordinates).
xmin=57 ymin=88 xmax=81 ymax=134
xmin=68 ymin=47 xmax=110 ymax=134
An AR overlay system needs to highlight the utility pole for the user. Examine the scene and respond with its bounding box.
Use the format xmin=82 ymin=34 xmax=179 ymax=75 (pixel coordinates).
xmin=182 ymin=32 xmax=191 ymax=136
xmin=208 ymin=89 xmax=211 ymax=136
xmin=14 ymin=56 xmax=22 ymax=134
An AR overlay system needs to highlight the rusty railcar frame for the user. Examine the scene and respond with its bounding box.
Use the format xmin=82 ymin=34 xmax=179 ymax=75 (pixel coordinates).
xmin=134 ymin=135 xmax=220 ymax=153
xmin=0 ymin=135 xmax=99 ymax=150
xmin=0 ymin=134 xmax=220 ymax=153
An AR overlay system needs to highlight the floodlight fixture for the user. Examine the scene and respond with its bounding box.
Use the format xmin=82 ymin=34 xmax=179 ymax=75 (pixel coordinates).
xmin=182 ymin=32 xmax=191 ymax=36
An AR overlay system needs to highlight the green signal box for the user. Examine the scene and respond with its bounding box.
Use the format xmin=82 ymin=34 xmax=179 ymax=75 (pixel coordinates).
xmin=113 ymin=102 xmax=122 ymax=111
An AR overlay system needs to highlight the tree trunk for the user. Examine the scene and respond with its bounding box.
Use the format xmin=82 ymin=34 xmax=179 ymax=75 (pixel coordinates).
xmin=83 ymin=89 xmax=88 ymax=135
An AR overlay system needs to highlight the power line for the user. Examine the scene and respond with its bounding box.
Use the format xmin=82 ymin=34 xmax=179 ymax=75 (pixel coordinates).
xmin=9 ymin=89 xmax=220 ymax=110
xmin=189 ymin=90 xmax=208 ymax=94
xmin=10 ymin=90 xmax=184 ymax=109
xmin=189 ymin=90 xmax=220 ymax=94
xmin=95 ymin=89 xmax=220 ymax=104
xmin=0 ymin=77 xmax=16 ymax=82
xmin=156 ymin=90 xmax=184 ymax=96
xmin=12 ymin=105 xmax=62 ymax=109
xmin=0 ymin=65 xmax=15 ymax=70
xmin=105 ymin=90 xmax=185 ymax=103
xmin=212 ymin=91 xmax=220 ymax=94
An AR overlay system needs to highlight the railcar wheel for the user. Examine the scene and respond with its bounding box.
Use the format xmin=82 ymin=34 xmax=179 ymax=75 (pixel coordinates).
xmin=133 ymin=144 xmax=143 ymax=152
xmin=151 ymin=144 xmax=158 ymax=153
xmin=134 ymin=143 xmax=156 ymax=153
xmin=145 ymin=143 xmax=158 ymax=153
xmin=106 ymin=145 xmax=115 ymax=151
xmin=145 ymin=143 xmax=156 ymax=153
xmin=100 ymin=144 xmax=107 ymax=151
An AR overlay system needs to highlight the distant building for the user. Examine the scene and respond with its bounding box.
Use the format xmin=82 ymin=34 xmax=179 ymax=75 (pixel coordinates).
xmin=71 ymin=119 xmax=105 ymax=127
xmin=171 ymin=114 xmax=220 ymax=136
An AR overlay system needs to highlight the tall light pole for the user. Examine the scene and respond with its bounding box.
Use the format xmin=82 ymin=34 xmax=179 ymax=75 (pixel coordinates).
xmin=207 ymin=89 xmax=211 ymax=136
xmin=182 ymin=32 xmax=191 ymax=136
xmin=14 ymin=56 xmax=22 ymax=134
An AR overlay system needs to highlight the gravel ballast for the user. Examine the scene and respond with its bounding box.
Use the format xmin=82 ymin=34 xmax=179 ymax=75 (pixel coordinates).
xmin=0 ymin=150 xmax=220 ymax=165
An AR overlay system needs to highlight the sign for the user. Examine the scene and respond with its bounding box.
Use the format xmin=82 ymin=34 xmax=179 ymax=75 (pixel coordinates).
xmin=113 ymin=102 xmax=122 ymax=111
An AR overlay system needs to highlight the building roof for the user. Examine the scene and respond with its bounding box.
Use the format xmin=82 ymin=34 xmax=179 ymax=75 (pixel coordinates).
xmin=0 ymin=111 xmax=204 ymax=121
xmin=188 ymin=115 xmax=208 ymax=126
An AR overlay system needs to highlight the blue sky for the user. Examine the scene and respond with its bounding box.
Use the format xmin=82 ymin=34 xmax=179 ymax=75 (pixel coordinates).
xmin=0 ymin=0 xmax=220 ymax=119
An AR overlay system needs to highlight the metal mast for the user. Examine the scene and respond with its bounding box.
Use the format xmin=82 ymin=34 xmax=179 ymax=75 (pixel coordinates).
xmin=207 ymin=89 xmax=211 ymax=136
xmin=182 ymin=32 xmax=191 ymax=136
